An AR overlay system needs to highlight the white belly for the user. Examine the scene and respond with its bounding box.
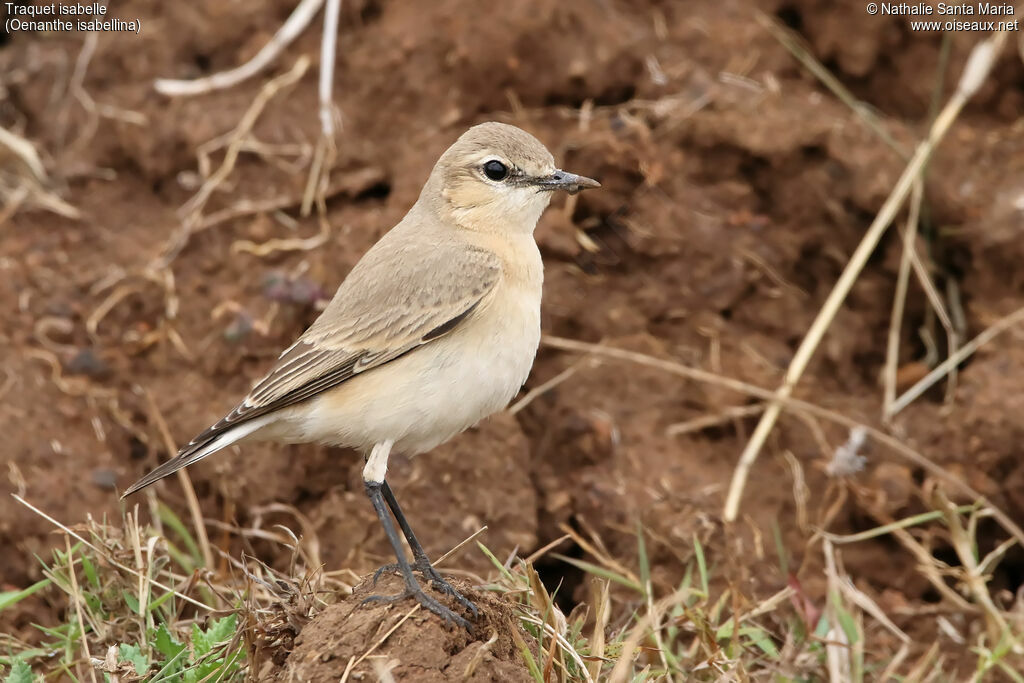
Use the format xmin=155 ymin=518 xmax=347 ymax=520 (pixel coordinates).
xmin=280 ymin=283 xmax=541 ymax=455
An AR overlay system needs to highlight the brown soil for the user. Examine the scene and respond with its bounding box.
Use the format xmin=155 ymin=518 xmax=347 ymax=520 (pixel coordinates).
xmin=4 ymin=0 xmax=1024 ymax=678
xmin=264 ymin=574 xmax=531 ymax=682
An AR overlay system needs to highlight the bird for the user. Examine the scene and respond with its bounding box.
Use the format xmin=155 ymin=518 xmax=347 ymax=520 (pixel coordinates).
xmin=122 ymin=121 xmax=600 ymax=628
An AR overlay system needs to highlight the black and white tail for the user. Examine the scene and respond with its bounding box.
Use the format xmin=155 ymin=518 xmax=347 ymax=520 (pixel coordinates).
xmin=121 ymin=417 xmax=268 ymax=498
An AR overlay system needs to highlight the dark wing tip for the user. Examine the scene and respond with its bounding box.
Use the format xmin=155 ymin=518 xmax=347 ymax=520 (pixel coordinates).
xmin=421 ymin=300 xmax=481 ymax=342
xmin=121 ymin=458 xmax=182 ymax=498
xmin=121 ymin=428 xmax=223 ymax=498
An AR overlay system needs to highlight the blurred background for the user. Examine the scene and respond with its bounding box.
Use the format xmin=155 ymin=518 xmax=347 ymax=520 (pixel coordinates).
xmin=3 ymin=0 xmax=1024 ymax=679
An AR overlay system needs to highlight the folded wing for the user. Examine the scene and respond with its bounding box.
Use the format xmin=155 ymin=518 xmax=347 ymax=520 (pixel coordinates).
xmin=122 ymin=240 xmax=502 ymax=496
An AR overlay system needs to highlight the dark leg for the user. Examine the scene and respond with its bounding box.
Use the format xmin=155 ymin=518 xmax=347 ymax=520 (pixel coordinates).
xmin=378 ymin=481 xmax=479 ymax=617
xmin=363 ymin=482 xmax=470 ymax=629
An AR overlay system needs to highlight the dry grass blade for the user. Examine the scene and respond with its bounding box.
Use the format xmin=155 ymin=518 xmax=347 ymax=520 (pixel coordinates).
xmin=886 ymin=305 xmax=1024 ymax=418
xmin=230 ymin=212 xmax=331 ymax=257
xmin=836 ymin=573 xmax=909 ymax=647
xmin=524 ymin=534 xmax=571 ymax=564
xmin=756 ymin=12 xmax=907 ymax=157
xmin=352 ymin=605 xmax=421 ymax=668
xmin=932 ymin=488 xmax=1013 ymax=642
xmin=588 ymin=578 xmax=610 ymax=682
xmin=740 ymin=586 xmax=795 ymax=623
xmin=666 ymin=403 xmax=765 ymax=437
xmin=891 ymin=521 xmax=975 ymax=611
xmin=0 ymin=126 xmax=80 ymax=222
xmin=605 ymin=615 xmax=648 ymax=683
xmin=434 ymin=526 xmax=488 ymax=567
xmin=461 ymin=630 xmax=499 ymax=680
xmin=319 ymin=0 xmax=341 ymax=140
xmin=299 ymin=0 xmax=342 ymax=219
xmin=163 ymin=56 xmax=310 ymax=265
xmin=154 ymin=0 xmax=325 ymax=96
xmin=517 ymin=613 xmax=593 ymax=682
xmin=0 ymin=125 xmax=47 ymax=180
xmin=143 ymin=389 xmax=214 ymax=570
xmin=783 ymin=450 xmax=810 ymax=532
xmin=542 ymin=334 xmax=1024 ymax=549
xmin=607 ymin=588 xmax=691 ymax=683
xmin=197 ymin=194 xmax=309 ymax=230
xmin=11 ymin=494 xmax=214 ymax=612
xmin=65 ymin=535 xmax=98 ymax=683
xmin=722 ymin=30 xmax=1013 ymax=523
xmin=556 ymin=521 xmax=638 ymax=586
xmin=822 ymin=540 xmax=853 ymax=682
xmin=904 ymin=234 xmax=961 ymax=407
xmin=883 ymin=180 xmax=923 ymax=416
xmin=508 ymin=359 xmax=588 ymax=415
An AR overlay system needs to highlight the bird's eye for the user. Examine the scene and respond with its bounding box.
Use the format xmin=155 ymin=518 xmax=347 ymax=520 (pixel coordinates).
xmin=483 ymin=160 xmax=509 ymax=181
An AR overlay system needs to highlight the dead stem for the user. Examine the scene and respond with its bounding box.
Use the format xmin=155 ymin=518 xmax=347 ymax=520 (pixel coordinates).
xmin=154 ymin=0 xmax=325 ymax=96
xmin=542 ymin=334 xmax=1024 ymax=549
xmin=887 ymin=305 xmax=1024 ymax=419
xmin=932 ymin=488 xmax=1014 ymax=644
xmin=508 ymin=358 xmax=590 ymax=415
xmin=143 ymin=388 xmax=215 ymax=570
xmin=65 ymin=535 xmax=98 ymax=683
xmin=883 ymin=180 xmax=923 ymax=417
xmin=12 ymin=494 xmax=214 ymax=612
xmin=167 ymin=56 xmax=311 ymax=264
xmin=723 ymin=24 xmax=1013 ymax=523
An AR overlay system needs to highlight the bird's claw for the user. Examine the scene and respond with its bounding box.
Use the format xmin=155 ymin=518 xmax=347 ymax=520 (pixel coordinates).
xmin=372 ymin=562 xmax=401 ymax=585
xmin=425 ymin=573 xmax=479 ymax=618
xmin=363 ymin=585 xmax=472 ymax=630
xmin=369 ymin=559 xmax=479 ymax=621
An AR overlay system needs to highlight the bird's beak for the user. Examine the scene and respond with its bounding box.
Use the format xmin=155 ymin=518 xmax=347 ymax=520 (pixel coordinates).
xmin=533 ymin=169 xmax=601 ymax=195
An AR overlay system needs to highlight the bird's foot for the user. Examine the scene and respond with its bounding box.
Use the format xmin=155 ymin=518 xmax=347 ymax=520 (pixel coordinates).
xmin=362 ymin=580 xmax=472 ymax=630
xmin=421 ymin=569 xmax=479 ymax=618
xmin=372 ymin=558 xmax=479 ymax=619
xmin=371 ymin=561 xmax=403 ymax=584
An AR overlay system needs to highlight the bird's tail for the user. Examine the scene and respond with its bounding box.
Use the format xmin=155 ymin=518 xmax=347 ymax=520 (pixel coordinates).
xmin=121 ymin=417 xmax=268 ymax=498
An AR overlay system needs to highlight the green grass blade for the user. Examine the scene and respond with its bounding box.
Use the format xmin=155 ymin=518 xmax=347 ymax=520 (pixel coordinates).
xmin=0 ymin=579 xmax=51 ymax=612
xmin=157 ymin=503 xmax=202 ymax=570
xmin=693 ymin=535 xmax=709 ymax=597
xmin=476 ymin=542 xmax=515 ymax=581
xmin=636 ymin=521 xmax=651 ymax=601
xmin=510 ymin=629 xmax=543 ymax=683
xmin=551 ymin=554 xmax=642 ymax=593
xmin=830 ymin=593 xmax=860 ymax=646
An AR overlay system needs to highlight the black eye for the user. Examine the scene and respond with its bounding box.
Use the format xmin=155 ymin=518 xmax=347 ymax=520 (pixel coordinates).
xmin=483 ymin=160 xmax=509 ymax=181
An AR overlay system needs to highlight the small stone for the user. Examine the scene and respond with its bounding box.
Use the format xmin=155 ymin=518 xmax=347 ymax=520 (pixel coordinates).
xmin=262 ymin=271 xmax=291 ymax=302
xmin=64 ymin=348 xmax=109 ymax=378
xmin=91 ymin=468 xmax=118 ymax=490
xmin=288 ymin=277 xmax=324 ymax=305
xmin=870 ymin=463 xmax=914 ymax=514
xmin=224 ymin=311 xmax=254 ymax=343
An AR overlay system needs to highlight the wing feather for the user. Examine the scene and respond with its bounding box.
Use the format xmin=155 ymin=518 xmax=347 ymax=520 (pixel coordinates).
xmin=176 ymin=241 xmax=502 ymax=455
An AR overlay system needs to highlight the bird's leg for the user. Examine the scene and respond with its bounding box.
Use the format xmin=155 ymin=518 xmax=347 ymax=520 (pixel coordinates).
xmin=379 ymin=480 xmax=440 ymax=570
xmin=378 ymin=480 xmax=478 ymax=617
xmin=363 ymin=480 xmax=471 ymax=629
xmin=360 ymin=441 xmax=473 ymax=628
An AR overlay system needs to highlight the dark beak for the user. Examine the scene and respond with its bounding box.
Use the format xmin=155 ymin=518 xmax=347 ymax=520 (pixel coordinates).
xmin=533 ymin=169 xmax=601 ymax=195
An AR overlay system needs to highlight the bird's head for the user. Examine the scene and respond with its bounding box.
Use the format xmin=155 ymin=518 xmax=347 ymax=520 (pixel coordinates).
xmin=424 ymin=122 xmax=600 ymax=233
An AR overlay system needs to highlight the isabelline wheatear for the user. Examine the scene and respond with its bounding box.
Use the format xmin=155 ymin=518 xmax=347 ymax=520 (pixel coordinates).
xmin=123 ymin=122 xmax=600 ymax=628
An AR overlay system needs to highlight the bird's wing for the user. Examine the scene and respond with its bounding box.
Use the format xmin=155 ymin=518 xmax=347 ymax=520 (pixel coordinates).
xmin=250 ymin=243 xmax=501 ymax=409
xmin=122 ymin=239 xmax=502 ymax=496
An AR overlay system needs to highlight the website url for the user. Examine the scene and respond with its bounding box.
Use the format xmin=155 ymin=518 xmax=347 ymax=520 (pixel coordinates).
xmin=909 ymin=18 xmax=1020 ymax=29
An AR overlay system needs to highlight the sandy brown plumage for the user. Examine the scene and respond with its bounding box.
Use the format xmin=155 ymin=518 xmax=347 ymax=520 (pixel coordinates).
xmin=123 ymin=121 xmax=599 ymax=628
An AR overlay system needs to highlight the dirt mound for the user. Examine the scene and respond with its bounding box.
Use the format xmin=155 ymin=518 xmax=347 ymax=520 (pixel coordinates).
xmin=267 ymin=574 xmax=530 ymax=682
